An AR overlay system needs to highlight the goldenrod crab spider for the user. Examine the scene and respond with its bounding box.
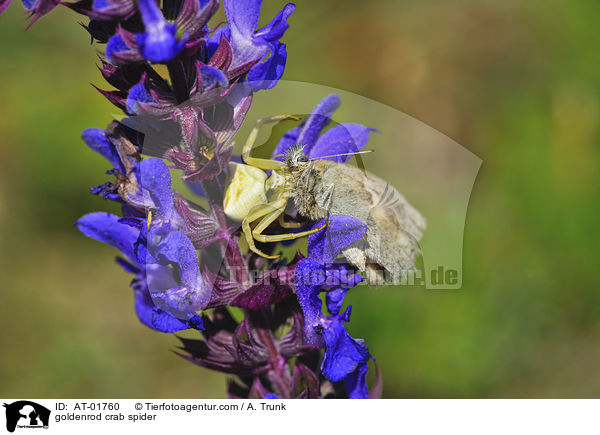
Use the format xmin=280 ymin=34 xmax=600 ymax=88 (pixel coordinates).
xmin=223 ymin=115 xmax=327 ymax=259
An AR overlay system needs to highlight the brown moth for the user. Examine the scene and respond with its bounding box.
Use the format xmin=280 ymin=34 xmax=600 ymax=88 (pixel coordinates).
xmin=285 ymin=146 xmax=426 ymax=284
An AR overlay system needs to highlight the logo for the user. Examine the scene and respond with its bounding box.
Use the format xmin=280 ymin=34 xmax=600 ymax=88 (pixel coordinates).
xmin=3 ymin=401 xmax=50 ymax=433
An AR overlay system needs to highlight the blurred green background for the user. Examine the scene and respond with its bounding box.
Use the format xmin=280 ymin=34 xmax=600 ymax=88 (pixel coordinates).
xmin=1 ymin=0 xmax=600 ymax=398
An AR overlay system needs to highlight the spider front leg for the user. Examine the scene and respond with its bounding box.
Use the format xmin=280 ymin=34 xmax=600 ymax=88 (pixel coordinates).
xmin=242 ymin=199 xmax=288 ymax=259
xmin=242 ymin=198 xmax=328 ymax=259
xmin=242 ymin=115 xmax=300 ymax=170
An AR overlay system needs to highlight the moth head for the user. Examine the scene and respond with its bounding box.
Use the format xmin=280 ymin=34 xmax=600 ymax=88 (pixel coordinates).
xmin=284 ymin=145 xmax=311 ymax=174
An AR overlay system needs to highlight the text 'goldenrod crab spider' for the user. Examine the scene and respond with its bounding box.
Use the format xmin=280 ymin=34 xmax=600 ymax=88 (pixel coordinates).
xmin=223 ymin=115 xmax=327 ymax=259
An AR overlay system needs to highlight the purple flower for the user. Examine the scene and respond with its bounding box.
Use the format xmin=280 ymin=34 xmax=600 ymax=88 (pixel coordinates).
xmin=220 ymin=0 xmax=295 ymax=90
xmin=281 ymin=100 xmax=377 ymax=397
xmin=295 ymin=215 xmax=373 ymax=397
xmin=5 ymin=0 xmax=393 ymax=398
xmin=273 ymin=94 xmax=378 ymax=162
xmin=76 ymin=212 xmax=204 ymax=332
xmin=148 ymin=230 xmax=213 ymax=314
xmin=136 ymin=0 xmax=187 ymax=63
xmin=106 ymin=31 xmax=145 ymax=65
xmin=321 ymin=314 xmax=371 ymax=383
xmin=136 ymin=158 xmax=182 ymax=229
xmin=345 ymin=362 xmax=370 ymax=399
xmin=131 ymin=263 xmax=204 ymax=332
xmin=128 ymin=158 xmax=216 ymax=314
xmin=82 ymin=125 xmax=137 ymax=202
xmin=106 ymin=34 xmax=131 ymax=64
xmin=126 ymin=77 xmax=156 ymax=115
xmin=80 ymin=124 xmax=216 ymax=321
xmin=63 ymin=0 xmax=295 ymax=149
xmin=81 ymin=121 xmax=154 ymax=207
xmin=82 ymin=128 xmax=126 ymax=173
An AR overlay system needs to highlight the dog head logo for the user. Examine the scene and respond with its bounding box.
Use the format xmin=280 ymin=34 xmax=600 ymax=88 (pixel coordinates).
xmin=3 ymin=401 xmax=50 ymax=432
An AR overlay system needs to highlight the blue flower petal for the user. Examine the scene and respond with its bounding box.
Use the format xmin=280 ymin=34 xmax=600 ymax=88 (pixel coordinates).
xmin=21 ymin=0 xmax=35 ymax=10
xmin=297 ymin=94 xmax=341 ymax=155
xmin=154 ymin=232 xmax=196 ymax=286
xmin=126 ymin=81 xmax=154 ymax=115
xmin=324 ymin=263 xmax=364 ymax=289
xmin=294 ymin=258 xmax=326 ymax=346
xmin=224 ymin=0 xmax=261 ymax=39
xmin=136 ymin=25 xmax=186 ymax=63
xmin=187 ymin=313 xmax=204 ymax=329
xmin=307 ymin=215 xmax=368 ymax=265
xmin=152 ymin=231 xmax=212 ymax=311
xmin=225 ymin=0 xmax=268 ymax=66
xmin=92 ymin=0 xmax=110 ymax=11
xmin=90 ymin=182 xmax=119 ymax=200
xmin=134 ymin=267 xmax=204 ymax=333
xmin=247 ymin=41 xmax=287 ymax=91
xmin=136 ymin=0 xmax=186 ymax=62
xmin=82 ymin=128 xmax=125 ymax=172
xmin=254 ymin=3 xmax=295 ymax=42
xmin=345 ymin=362 xmax=369 ymax=399
xmin=224 ymin=0 xmax=293 ymax=74
xmin=321 ymin=320 xmax=371 ymax=382
xmin=116 ymin=256 xmax=139 ymax=274
xmin=133 ymin=221 xmax=159 ymax=266
xmin=105 ymin=33 xmax=130 ymax=64
xmin=134 ymin=289 xmax=189 ymax=332
xmin=264 ymin=393 xmax=279 ymax=399
xmin=76 ymin=212 xmax=138 ymax=262
xmin=199 ymin=64 xmax=229 ymax=90
xmin=136 ymin=158 xmax=175 ymax=217
xmin=309 ymin=123 xmax=377 ymax=163
xmin=325 ymin=287 xmax=349 ymax=317
xmin=295 ymin=253 xmax=373 ymax=384
xmin=145 ymin=261 xmax=178 ymax=288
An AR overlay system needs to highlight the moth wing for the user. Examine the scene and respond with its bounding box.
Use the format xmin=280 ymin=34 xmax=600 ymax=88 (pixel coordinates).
xmin=320 ymin=163 xmax=426 ymax=283
xmin=363 ymin=171 xmax=426 ymax=242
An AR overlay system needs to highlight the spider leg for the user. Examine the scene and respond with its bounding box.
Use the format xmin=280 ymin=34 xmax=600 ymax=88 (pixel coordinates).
xmin=278 ymin=213 xmax=305 ymax=229
xmin=242 ymin=199 xmax=289 ymax=259
xmin=242 ymin=115 xmax=299 ymax=170
xmin=253 ymin=208 xmax=327 ymax=243
xmin=241 ymin=197 xmax=329 ymax=258
xmin=244 ymin=156 xmax=285 ymax=171
xmin=242 ymin=217 xmax=279 ymax=259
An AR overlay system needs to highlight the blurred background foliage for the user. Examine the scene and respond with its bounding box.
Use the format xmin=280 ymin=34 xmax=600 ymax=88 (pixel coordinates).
xmin=1 ymin=0 xmax=600 ymax=398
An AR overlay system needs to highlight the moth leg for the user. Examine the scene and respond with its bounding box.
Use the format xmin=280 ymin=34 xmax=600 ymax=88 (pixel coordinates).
xmin=278 ymin=213 xmax=305 ymax=229
xmin=242 ymin=115 xmax=300 ymax=170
